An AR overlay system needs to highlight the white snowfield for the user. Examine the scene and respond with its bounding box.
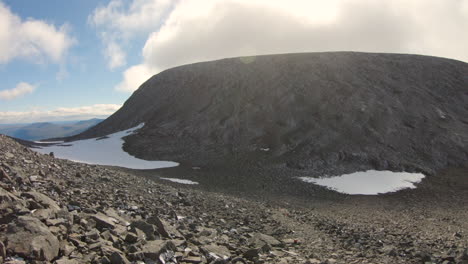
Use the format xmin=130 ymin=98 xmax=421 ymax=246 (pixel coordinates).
xmin=299 ymin=170 xmax=425 ymax=195
xmin=33 ymin=140 xmax=64 ymax=144
xmin=32 ymin=123 xmax=179 ymax=170
xmin=160 ymin=177 xmax=199 ymax=185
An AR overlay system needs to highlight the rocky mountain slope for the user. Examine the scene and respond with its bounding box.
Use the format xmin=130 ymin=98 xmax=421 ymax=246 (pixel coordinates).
xmin=2 ymin=129 xmax=468 ymax=263
xmin=73 ymin=52 xmax=468 ymax=176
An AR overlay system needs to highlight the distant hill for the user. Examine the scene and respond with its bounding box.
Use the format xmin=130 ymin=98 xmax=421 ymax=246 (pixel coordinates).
xmin=0 ymin=118 xmax=103 ymax=141
xmin=72 ymin=52 xmax=468 ymax=176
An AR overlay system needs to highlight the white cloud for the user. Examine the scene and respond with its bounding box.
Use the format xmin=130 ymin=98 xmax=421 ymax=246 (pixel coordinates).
xmin=0 ymin=104 xmax=122 ymax=124
xmin=0 ymin=82 xmax=36 ymax=100
xmin=93 ymin=0 xmax=468 ymax=92
xmin=89 ymin=0 xmax=172 ymax=69
xmin=105 ymin=40 xmax=127 ymax=69
xmin=115 ymin=64 xmax=156 ymax=92
xmin=0 ymin=2 xmax=74 ymax=64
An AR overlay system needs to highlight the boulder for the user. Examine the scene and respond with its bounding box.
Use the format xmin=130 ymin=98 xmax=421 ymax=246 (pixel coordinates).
xmin=90 ymin=213 xmax=116 ymax=230
xmin=130 ymin=220 xmax=157 ymax=240
xmin=147 ymin=216 xmax=181 ymax=238
xmin=109 ymin=251 xmax=130 ymax=264
xmin=55 ymin=257 xmax=80 ymax=264
xmin=5 ymin=216 xmax=60 ymax=261
xmin=0 ymin=187 xmax=19 ymax=203
xmin=201 ymin=244 xmax=231 ymax=260
xmin=249 ymin=233 xmax=281 ymax=248
xmin=21 ymin=191 xmax=60 ymax=211
xmin=139 ymin=240 xmax=176 ymax=260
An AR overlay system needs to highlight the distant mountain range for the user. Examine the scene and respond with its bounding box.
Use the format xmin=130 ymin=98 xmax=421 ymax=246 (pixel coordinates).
xmin=0 ymin=118 xmax=103 ymax=141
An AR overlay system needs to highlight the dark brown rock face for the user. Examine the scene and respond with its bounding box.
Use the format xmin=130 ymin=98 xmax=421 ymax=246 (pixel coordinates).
xmin=74 ymin=52 xmax=468 ymax=175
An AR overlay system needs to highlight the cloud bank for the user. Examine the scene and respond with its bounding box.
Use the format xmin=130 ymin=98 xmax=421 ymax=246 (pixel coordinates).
xmin=0 ymin=82 xmax=36 ymax=100
xmin=0 ymin=104 xmax=122 ymax=124
xmin=89 ymin=0 xmax=172 ymax=69
xmin=90 ymin=0 xmax=468 ymax=92
xmin=0 ymin=2 xmax=74 ymax=64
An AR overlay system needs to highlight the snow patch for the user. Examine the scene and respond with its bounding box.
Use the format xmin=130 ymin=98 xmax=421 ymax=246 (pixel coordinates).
xmin=160 ymin=177 xmax=199 ymax=185
xmin=33 ymin=140 xmax=64 ymax=144
xmin=299 ymin=170 xmax=425 ymax=195
xmin=32 ymin=123 xmax=179 ymax=170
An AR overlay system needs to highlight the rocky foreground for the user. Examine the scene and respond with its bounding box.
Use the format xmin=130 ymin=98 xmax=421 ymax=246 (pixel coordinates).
xmin=1 ymin=134 xmax=467 ymax=264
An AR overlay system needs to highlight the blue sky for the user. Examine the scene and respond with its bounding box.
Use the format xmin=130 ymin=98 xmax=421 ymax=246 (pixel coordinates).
xmin=1 ymin=0 xmax=467 ymax=123
xmin=0 ymin=0 xmax=132 ymax=123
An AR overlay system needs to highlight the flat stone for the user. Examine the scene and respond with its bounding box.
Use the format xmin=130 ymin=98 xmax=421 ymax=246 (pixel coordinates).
xmin=55 ymin=257 xmax=80 ymax=264
xmin=0 ymin=186 xmax=19 ymax=203
xmin=147 ymin=216 xmax=181 ymax=238
xmin=21 ymin=191 xmax=60 ymax=211
xmin=5 ymin=216 xmax=60 ymax=261
xmin=183 ymin=256 xmax=203 ymax=263
xmin=201 ymin=244 xmax=231 ymax=260
xmin=130 ymin=220 xmax=157 ymax=240
xmin=139 ymin=240 xmax=176 ymax=260
xmin=109 ymin=251 xmax=130 ymax=264
xmin=90 ymin=213 xmax=116 ymax=230
xmin=249 ymin=233 xmax=282 ymax=248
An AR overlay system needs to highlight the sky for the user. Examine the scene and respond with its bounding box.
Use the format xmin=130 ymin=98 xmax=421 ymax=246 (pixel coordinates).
xmin=1 ymin=0 xmax=467 ymax=123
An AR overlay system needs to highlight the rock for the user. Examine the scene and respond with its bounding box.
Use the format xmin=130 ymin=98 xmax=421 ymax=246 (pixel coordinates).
xmin=0 ymin=187 xmax=19 ymax=203
xmin=5 ymin=216 xmax=60 ymax=261
xmin=21 ymin=191 xmax=60 ymax=211
xmin=4 ymin=258 xmax=26 ymax=264
xmin=109 ymin=251 xmax=130 ymax=264
xmin=84 ymin=229 xmax=101 ymax=241
xmin=249 ymin=233 xmax=281 ymax=248
xmin=130 ymin=220 xmax=157 ymax=240
xmin=201 ymin=244 xmax=231 ymax=260
xmin=147 ymin=215 xmax=180 ymax=238
xmin=183 ymin=256 xmax=203 ymax=263
xmin=124 ymin=232 xmax=138 ymax=243
xmin=242 ymin=248 xmax=260 ymax=260
xmin=0 ymin=241 xmax=6 ymax=260
xmin=0 ymin=168 xmax=13 ymax=183
xmin=381 ymin=245 xmax=397 ymax=256
xmin=90 ymin=213 xmax=116 ymax=230
xmin=55 ymin=257 xmax=80 ymax=264
xmin=139 ymin=240 xmax=176 ymax=260
xmin=29 ymin=175 xmax=41 ymax=182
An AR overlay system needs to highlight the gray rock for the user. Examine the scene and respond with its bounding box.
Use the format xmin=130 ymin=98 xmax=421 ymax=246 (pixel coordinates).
xmin=21 ymin=191 xmax=60 ymax=211
xmin=249 ymin=233 xmax=281 ymax=248
xmin=90 ymin=213 xmax=116 ymax=230
xmin=109 ymin=251 xmax=130 ymax=264
xmin=0 ymin=187 xmax=19 ymax=203
xmin=5 ymin=216 xmax=60 ymax=261
xmin=201 ymin=244 xmax=231 ymax=260
xmin=130 ymin=220 xmax=157 ymax=240
xmin=147 ymin=216 xmax=180 ymax=238
xmin=0 ymin=241 xmax=6 ymax=260
xmin=139 ymin=240 xmax=176 ymax=260
xmin=55 ymin=257 xmax=80 ymax=264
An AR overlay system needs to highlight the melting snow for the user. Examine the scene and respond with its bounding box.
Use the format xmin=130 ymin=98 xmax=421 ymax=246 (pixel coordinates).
xmin=33 ymin=140 xmax=64 ymax=144
xmin=160 ymin=177 xmax=199 ymax=185
xmin=299 ymin=170 xmax=425 ymax=195
xmin=32 ymin=124 xmax=179 ymax=170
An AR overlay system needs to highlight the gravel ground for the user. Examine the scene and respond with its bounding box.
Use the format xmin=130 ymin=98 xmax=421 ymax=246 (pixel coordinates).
xmin=1 ymin=135 xmax=467 ymax=263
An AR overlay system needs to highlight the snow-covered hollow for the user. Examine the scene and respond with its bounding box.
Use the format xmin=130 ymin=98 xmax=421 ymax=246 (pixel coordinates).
xmin=299 ymin=170 xmax=425 ymax=195
xmin=160 ymin=177 xmax=199 ymax=185
xmin=32 ymin=124 xmax=179 ymax=170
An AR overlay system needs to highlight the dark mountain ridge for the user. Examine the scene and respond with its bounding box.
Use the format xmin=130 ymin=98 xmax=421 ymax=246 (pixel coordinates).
xmin=74 ymin=52 xmax=468 ymax=176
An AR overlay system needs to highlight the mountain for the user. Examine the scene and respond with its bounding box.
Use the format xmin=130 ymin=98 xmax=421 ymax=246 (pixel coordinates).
xmin=73 ymin=52 xmax=468 ymax=176
xmin=0 ymin=118 xmax=103 ymax=141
